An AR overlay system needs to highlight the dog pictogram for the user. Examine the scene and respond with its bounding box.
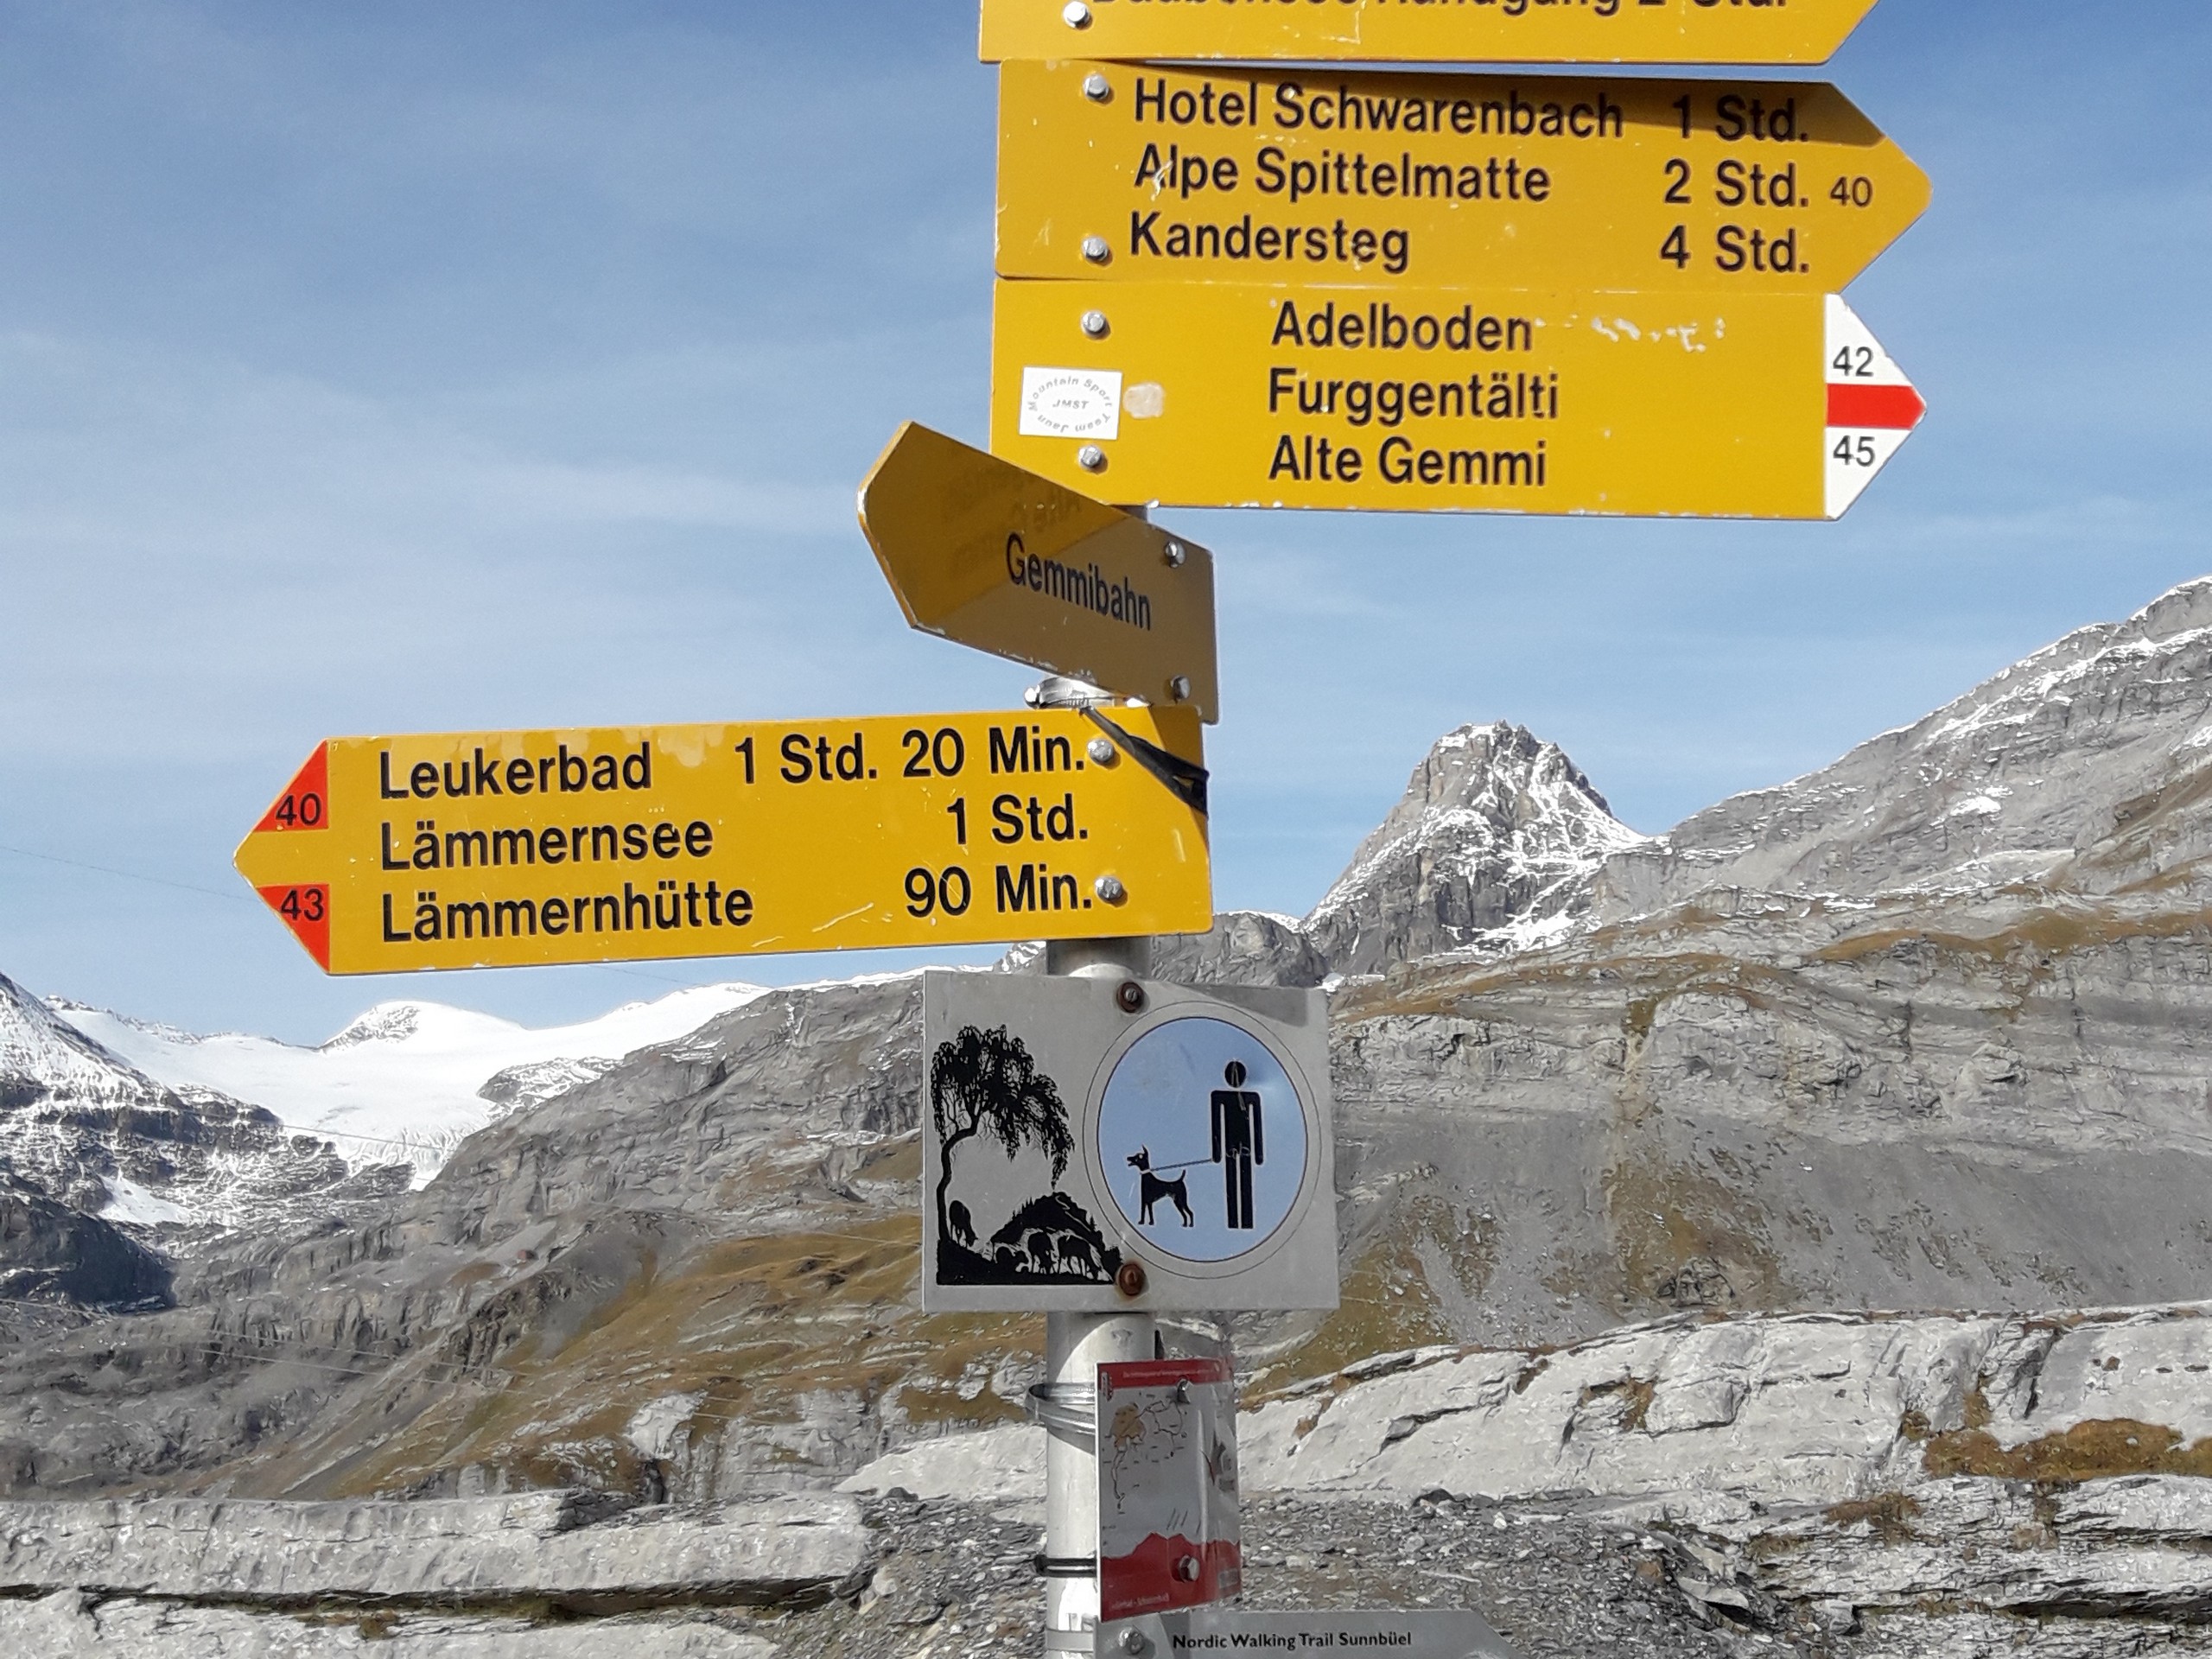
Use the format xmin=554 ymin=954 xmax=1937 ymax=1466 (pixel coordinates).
xmin=1128 ymin=1146 xmax=1196 ymax=1227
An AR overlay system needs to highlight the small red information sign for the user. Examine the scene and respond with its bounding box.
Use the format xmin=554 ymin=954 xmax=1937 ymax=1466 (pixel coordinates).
xmin=1096 ymin=1358 xmax=1242 ymax=1623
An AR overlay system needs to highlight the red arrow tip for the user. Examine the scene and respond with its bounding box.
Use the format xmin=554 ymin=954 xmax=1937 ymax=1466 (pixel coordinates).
xmin=253 ymin=744 xmax=330 ymax=835
xmin=256 ymin=885 xmax=332 ymax=971
xmin=1827 ymin=383 xmax=1926 ymax=431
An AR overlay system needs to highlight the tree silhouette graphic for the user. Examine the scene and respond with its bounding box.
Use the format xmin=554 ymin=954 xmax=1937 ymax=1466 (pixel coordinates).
xmin=932 ymin=1024 xmax=1071 ymax=1250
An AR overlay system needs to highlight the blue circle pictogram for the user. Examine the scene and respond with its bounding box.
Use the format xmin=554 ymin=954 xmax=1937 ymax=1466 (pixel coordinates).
xmin=1096 ymin=1016 xmax=1306 ymax=1263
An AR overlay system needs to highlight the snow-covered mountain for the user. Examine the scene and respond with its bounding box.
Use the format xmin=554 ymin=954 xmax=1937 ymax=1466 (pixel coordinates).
xmin=54 ymin=982 xmax=769 ymax=1180
xmin=0 ymin=972 xmax=390 ymax=1288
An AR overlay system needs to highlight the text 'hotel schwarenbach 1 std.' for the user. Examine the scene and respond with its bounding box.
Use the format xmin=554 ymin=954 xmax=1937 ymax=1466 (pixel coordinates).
xmin=237 ymin=2 xmax=1925 ymax=1655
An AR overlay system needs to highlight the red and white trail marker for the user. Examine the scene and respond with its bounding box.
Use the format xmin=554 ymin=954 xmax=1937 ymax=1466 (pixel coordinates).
xmin=1826 ymin=296 xmax=1929 ymax=519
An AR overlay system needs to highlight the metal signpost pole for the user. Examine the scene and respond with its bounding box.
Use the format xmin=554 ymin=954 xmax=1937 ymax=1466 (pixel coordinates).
xmin=1033 ymin=670 xmax=1160 ymax=1653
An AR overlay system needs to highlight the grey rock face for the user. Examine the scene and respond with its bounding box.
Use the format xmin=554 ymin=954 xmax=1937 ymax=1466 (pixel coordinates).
xmin=1307 ymin=722 xmax=1646 ymax=976
xmin=0 ymin=1173 xmax=170 ymax=1311
xmin=1144 ymin=912 xmax=1332 ymax=988
xmin=0 ymin=1492 xmax=851 ymax=1657
xmin=1001 ymin=912 xmax=1327 ymax=987
xmin=1244 ymin=1301 xmax=2212 ymax=1630
xmin=1313 ymin=878 xmax=2212 ymax=1353
xmin=0 ymin=1491 xmax=867 ymax=1605
xmin=3 ymin=1597 xmax=779 ymax=1659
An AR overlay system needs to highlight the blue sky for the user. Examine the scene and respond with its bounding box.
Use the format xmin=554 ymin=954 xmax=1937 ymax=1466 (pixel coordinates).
xmin=2 ymin=0 xmax=2207 ymax=1042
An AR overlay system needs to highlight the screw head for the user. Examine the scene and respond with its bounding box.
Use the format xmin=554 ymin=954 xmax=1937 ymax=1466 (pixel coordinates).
xmin=1084 ymin=72 xmax=1111 ymax=102
xmin=1081 ymin=235 xmax=1111 ymax=264
xmin=1081 ymin=309 xmax=1110 ymax=339
xmin=1064 ymin=1 xmax=1093 ymax=27
xmin=1116 ymin=1261 xmax=1148 ymax=1298
xmin=1166 ymin=675 xmax=1192 ymax=703
xmin=1118 ymin=1628 xmax=1148 ymax=1655
xmin=1116 ymin=979 xmax=1146 ymax=1014
xmin=1161 ymin=541 xmax=1186 ymax=569
xmin=1094 ymin=874 xmax=1127 ymax=905
xmin=1077 ymin=444 xmax=1107 ymax=473
xmin=1086 ymin=735 xmax=1117 ymax=765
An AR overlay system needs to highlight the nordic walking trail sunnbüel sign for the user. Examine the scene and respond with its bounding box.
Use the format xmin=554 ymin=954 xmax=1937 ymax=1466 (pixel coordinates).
xmin=859 ymin=422 xmax=1221 ymax=723
xmin=995 ymin=285 xmax=1923 ymax=519
xmin=980 ymin=0 xmax=1882 ymax=68
xmin=1096 ymin=1609 xmax=1527 ymax=1659
xmin=921 ymin=971 xmax=1336 ymax=1314
xmin=233 ymin=710 xmax=1211 ymax=974
xmin=997 ymin=61 xmax=1929 ymax=296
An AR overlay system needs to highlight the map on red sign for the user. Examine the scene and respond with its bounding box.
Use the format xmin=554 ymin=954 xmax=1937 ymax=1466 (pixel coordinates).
xmin=1096 ymin=1358 xmax=1242 ymax=1623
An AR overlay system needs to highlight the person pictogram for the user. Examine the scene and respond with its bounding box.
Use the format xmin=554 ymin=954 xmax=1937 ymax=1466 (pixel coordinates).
xmin=1211 ymin=1060 xmax=1265 ymax=1230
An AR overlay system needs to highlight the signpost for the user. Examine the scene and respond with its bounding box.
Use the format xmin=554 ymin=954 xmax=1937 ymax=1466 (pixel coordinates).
xmin=232 ymin=709 xmax=1211 ymax=974
xmin=998 ymin=63 xmax=1929 ymax=296
xmin=921 ymin=971 xmax=1336 ymax=1316
xmin=860 ymin=423 xmax=1221 ymax=723
xmin=229 ymin=0 xmax=1927 ymax=1650
xmin=980 ymin=0 xmax=1882 ymax=67
xmin=994 ymin=283 xmax=1923 ymax=518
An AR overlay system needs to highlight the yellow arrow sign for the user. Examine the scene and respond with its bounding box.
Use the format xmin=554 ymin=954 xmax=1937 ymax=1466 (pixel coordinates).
xmin=858 ymin=423 xmax=1220 ymax=723
xmin=998 ymin=62 xmax=1927 ymax=296
xmin=993 ymin=283 xmax=1924 ymax=520
xmin=234 ymin=710 xmax=1211 ymax=976
xmin=981 ymin=0 xmax=1880 ymax=67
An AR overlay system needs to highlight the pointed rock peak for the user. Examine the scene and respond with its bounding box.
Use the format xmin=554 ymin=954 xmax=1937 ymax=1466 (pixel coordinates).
xmin=1402 ymin=721 xmax=1624 ymax=821
xmin=1306 ymin=722 xmax=1645 ymax=976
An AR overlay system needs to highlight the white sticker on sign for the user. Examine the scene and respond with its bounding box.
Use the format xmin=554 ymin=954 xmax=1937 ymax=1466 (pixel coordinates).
xmin=1020 ymin=367 xmax=1123 ymax=441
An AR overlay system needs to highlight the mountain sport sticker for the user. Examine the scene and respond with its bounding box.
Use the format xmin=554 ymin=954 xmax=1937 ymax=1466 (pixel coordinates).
xmin=1824 ymin=295 xmax=1926 ymax=520
xmin=1019 ymin=366 xmax=1123 ymax=441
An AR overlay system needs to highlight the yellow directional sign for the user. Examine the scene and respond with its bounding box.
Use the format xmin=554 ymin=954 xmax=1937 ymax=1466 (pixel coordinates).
xmin=980 ymin=0 xmax=1880 ymax=67
xmin=234 ymin=710 xmax=1211 ymax=975
xmin=992 ymin=283 xmax=1925 ymax=520
xmin=858 ymin=423 xmax=1219 ymax=723
xmin=998 ymin=62 xmax=1927 ymax=296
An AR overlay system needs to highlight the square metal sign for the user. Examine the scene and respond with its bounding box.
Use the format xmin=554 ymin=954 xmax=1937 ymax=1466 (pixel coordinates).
xmin=921 ymin=971 xmax=1337 ymax=1313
